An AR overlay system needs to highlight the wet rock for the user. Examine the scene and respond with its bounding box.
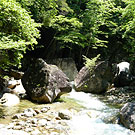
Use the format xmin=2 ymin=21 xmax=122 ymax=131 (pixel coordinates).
xmin=75 ymin=61 xmax=114 ymax=94
xmin=120 ymin=102 xmax=135 ymax=131
xmin=22 ymin=58 xmax=72 ymax=103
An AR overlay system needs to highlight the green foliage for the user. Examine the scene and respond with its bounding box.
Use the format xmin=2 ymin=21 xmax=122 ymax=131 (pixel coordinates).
xmin=0 ymin=0 xmax=41 ymax=69
xmin=83 ymin=54 xmax=100 ymax=73
xmin=1 ymin=0 xmax=135 ymax=71
xmin=120 ymin=0 xmax=135 ymax=59
xmin=17 ymin=0 xmax=58 ymax=25
xmin=80 ymin=0 xmax=108 ymax=49
xmin=49 ymin=15 xmax=86 ymax=48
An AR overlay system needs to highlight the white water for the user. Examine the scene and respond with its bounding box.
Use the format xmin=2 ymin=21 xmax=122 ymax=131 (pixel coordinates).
xmin=65 ymin=90 xmax=135 ymax=135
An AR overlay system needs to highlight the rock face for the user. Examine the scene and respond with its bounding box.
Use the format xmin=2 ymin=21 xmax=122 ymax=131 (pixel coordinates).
xmin=22 ymin=58 xmax=72 ymax=103
xmin=74 ymin=61 xmax=114 ymax=94
xmin=47 ymin=58 xmax=78 ymax=81
xmin=120 ymin=102 xmax=135 ymax=131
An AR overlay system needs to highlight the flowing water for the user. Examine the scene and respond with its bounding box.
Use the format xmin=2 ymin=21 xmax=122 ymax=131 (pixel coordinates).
xmin=0 ymin=86 xmax=135 ymax=135
xmin=64 ymin=91 xmax=135 ymax=135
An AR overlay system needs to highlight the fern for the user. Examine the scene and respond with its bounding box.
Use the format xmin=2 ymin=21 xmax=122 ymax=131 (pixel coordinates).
xmin=83 ymin=54 xmax=100 ymax=74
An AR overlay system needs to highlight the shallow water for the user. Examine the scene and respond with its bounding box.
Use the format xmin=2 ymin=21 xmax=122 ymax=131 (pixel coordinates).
xmin=65 ymin=91 xmax=135 ymax=135
xmin=0 ymin=90 xmax=134 ymax=135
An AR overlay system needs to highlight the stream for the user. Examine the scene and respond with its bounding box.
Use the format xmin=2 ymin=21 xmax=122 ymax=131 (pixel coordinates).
xmin=0 ymin=85 xmax=135 ymax=135
xmin=65 ymin=91 xmax=135 ymax=135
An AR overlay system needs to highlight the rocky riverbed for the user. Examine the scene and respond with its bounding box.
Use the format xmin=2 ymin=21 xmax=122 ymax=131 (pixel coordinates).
xmin=0 ymin=94 xmax=83 ymax=135
xmin=104 ymin=86 xmax=135 ymax=105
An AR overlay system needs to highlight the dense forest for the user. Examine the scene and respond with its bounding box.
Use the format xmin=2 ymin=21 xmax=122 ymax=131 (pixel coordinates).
xmin=1 ymin=0 xmax=135 ymax=72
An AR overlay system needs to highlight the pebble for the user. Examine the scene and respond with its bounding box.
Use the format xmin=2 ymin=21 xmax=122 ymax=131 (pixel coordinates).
xmin=41 ymin=107 xmax=50 ymax=113
xmin=38 ymin=119 xmax=47 ymax=127
xmin=58 ymin=110 xmax=71 ymax=120
xmin=0 ymin=107 xmax=74 ymax=135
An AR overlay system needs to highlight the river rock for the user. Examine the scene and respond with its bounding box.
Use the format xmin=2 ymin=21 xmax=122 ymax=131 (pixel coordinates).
xmin=120 ymin=102 xmax=135 ymax=131
xmin=47 ymin=58 xmax=78 ymax=81
xmin=22 ymin=58 xmax=72 ymax=103
xmin=8 ymin=79 xmax=26 ymax=95
xmin=58 ymin=110 xmax=72 ymax=120
xmin=74 ymin=61 xmax=114 ymax=94
xmin=0 ymin=93 xmax=20 ymax=106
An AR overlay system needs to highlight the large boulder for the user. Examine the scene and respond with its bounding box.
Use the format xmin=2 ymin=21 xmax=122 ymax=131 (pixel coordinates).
xmin=120 ymin=102 xmax=135 ymax=131
xmin=47 ymin=58 xmax=78 ymax=81
xmin=22 ymin=58 xmax=72 ymax=103
xmin=74 ymin=61 xmax=114 ymax=94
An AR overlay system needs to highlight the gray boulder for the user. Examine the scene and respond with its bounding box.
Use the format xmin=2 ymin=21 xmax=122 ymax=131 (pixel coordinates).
xmin=47 ymin=58 xmax=78 ymax=81
xmin=22 ymin=58 xmax=72 ymax=103
xmin=120 ymin=102 xmax=135 ymax=131
xmin=74 ymin=61 xmax=114 ymax=94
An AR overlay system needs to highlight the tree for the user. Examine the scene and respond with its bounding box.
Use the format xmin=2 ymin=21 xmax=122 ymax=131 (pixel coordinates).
xmin=0 ymin=0 xmax=41 ymax=70
xmin=120 ymin=0 xmax=135 ymax=60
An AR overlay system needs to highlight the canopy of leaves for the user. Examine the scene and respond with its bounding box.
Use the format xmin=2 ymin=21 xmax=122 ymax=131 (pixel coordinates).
xmin=1 ymin=0 xmax=135 ymax=71
xmin=0 ymin=0 xmax=41 ymax=69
